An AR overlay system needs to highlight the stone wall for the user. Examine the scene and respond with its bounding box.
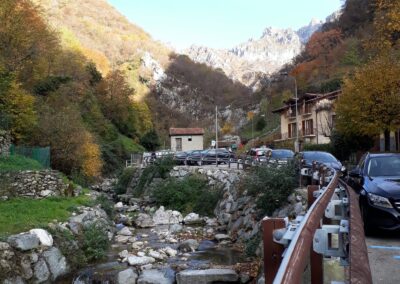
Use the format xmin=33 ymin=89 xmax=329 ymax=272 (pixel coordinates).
xmin=169 ymin=165 xmax=306 ymax=243
xmin=0 ymin=206 xmax=113 ymax=283
xmin=0 ymin=130 xmax=11 ymax=156
xmin=0 ymin=170 xmax=68 ymax=200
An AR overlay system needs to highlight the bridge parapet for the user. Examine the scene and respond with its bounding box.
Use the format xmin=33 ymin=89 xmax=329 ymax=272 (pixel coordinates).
xmin=262 ymin=165 xmax=372 ymax=284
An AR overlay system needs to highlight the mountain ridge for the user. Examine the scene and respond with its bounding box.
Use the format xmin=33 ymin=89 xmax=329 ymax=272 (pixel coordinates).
xmin=184 ymin=19 xmax=325 ymax=89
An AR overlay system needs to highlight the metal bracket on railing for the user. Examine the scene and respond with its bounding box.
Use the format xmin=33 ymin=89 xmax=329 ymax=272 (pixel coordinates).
xmin=313 ymin=220 xmax=349 ymax=266
xmin=273 ymin=216 xmax=304 ymax=247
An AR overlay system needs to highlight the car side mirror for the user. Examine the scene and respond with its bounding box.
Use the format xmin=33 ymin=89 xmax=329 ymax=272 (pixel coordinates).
xmin=341 ymin=166 xmax=348 ymax=176
xmin=349 ymin=168 xmax=361 ymax=178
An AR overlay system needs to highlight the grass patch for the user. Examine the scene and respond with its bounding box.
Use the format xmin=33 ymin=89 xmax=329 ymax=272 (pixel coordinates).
xmin=0 ymin=196 xmax=91 ymax=238
xmin=152 ymin=174 xmax=222 ymax=216
xmin=117 ymin=134 xmax=145 ymax=153
xmin=0 ymin=154 xmax=43 ymax=172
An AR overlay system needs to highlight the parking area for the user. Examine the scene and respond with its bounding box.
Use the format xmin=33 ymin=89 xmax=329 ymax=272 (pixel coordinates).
xmin=366 ymin=232 xmax=400 ymax=284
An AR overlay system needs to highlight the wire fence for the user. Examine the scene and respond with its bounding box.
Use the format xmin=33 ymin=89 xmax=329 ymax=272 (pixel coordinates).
xmin=10 ymin=145 xmax=51 ymax=168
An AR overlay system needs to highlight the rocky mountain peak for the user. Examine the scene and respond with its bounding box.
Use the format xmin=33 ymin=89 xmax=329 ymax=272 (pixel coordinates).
xmin=184 ymin=17 xmax=329 ymax=89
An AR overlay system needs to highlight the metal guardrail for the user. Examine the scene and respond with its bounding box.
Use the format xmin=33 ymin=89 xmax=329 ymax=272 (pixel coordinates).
xmin=262 ymin=166 xmax=372 ymax=284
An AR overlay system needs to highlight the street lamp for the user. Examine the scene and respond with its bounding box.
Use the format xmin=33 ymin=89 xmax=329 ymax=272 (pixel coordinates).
xmin=281 ymin=72 xmax=300 ymax=152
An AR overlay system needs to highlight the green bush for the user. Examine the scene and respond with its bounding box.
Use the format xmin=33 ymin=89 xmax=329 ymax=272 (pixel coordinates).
xmin=245 ymin=235 xmax=261 ymax=257
xmin=94 ymin=195 xmax=114 ymax=218
xmin=133 ymin=156 xmax=175 ymax=197
xmin=114 ymin=167 xmax=137 ymax=195
xmin=49 ymin=226 xmax=87 ymax=270
xmin=242 ymin=164 xmax=296 ymax=216
xmin=152 ymin=175 xmax=222 ymax=216
xmin=82 ymin=222 xmax=110 ymax=262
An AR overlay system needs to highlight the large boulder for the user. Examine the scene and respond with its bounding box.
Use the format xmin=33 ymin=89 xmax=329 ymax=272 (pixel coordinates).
xmin=8 ymin=233 xmax=39 ymax=251
xmin=138 ymin=269 xmax=173 ymax=284
xmin=117 ymin=268 xmax=138 ymax=284
xmin=135 ymin=213 xmax=155 ymax=228
xmin=29 ymin=229 xmax=53 ymax=247
xmin=183 ymin=213 xmax=203 ymax=225
xmin=33 ymin=259 xmax=50 ymax=283
xmin=176 ymin=269 xmax=238 ymax=284
xmin=42 ymin=247 xmax=69 ymax=280
xmin=153 ymin=206 xmax=183 ymax=225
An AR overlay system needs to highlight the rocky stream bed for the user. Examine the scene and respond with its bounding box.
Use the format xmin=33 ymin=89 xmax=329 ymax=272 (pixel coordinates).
xmin=58 ymin=203 xmax=258 ymax=284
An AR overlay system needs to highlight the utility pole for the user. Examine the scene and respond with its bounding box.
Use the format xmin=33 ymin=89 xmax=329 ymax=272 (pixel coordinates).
xmin=215 ymin=106 xmax=218 ymax=167
xmin=294 ymin=77 xmax=299 ymax=153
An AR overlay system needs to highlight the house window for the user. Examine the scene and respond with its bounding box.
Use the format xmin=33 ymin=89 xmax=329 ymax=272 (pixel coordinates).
xmin=304 ymin=102 xmax=312 ymax=114
xmin=331 ymin=114 xmax=337 ymax=129
xmin=188 ymin=137 xmax=192 ymax=142
xmin=288 ymin=122 xmax=297 ymax=138
xmin=302 ymin=119 xmax=314 ymax=136
xmin=175 ymin=138 xmax=182 ymax=151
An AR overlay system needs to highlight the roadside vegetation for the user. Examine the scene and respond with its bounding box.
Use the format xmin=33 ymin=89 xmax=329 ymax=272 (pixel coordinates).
xmin=152 ymin=174 xmax=222 ymax=216
xmin=241 ymin=164 xmax=297 ymax=216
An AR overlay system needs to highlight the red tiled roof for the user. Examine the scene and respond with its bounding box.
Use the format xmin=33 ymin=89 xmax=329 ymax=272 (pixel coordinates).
xmin=169 ymin=128 xmax=204 ymax=136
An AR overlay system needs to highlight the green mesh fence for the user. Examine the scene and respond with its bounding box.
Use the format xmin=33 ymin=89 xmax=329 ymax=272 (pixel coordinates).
xmin=10 ymin=145 xmax=51 ymax=168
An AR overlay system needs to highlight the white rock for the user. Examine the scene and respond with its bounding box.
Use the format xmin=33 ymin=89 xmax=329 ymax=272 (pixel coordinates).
xmin=183 ymin=213 xmax=203 ymax=224
xmin=215 ymin=234 xmax=231 ymax=242
xmin=152 ymin=206 xmax=183 ymax=225
xmin=117 ymin=227 xmax=133 ymax=236
xmin=127 ymin=256 xmax=155 ymax=266
xmin=148 ymin=250 xmax=165 ymax=260
xmin=131 ymin=241 xmax=144 ymax=250
xmin=164 ymin=247 xmax=177 ymax=257
xmin=114 ymin=202 xmax=124 ymax=209
xmin=29 ymin=229 xmax=53 ymax=247
xmin=119 ymin=250 xmax=130 ymax=259
xmin=137 ymin=252 xmax=145 ymax=257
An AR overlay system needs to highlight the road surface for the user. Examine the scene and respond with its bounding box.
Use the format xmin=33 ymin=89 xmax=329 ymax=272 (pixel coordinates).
xmin=366 ymin=231 xmax=400 ymax=284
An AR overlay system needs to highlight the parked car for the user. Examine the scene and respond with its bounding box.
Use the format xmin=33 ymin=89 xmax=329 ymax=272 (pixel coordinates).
xmin=201 ymin=148 xmax=232 ymax=165
xmin=348 ymin=152 xmax=400 ymax=234
xmin=155 ymin=150 xmax=174 ymax=158
xmin=297 ymin=151 xmax=342 ymax=183
xmin=173 ymin=151 xmax=193 ymax=165
xmin=244 ymin=148 xmax=272 ymax=166
xmin=186 ymin=150 xmax=206 ymax=165
xmin=269 ymin=149 xmax=294 ymax=165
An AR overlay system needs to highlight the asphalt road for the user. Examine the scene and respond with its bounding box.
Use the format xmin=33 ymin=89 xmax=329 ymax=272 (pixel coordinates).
xmin=366 ymin=231 xmax=400 ymax=284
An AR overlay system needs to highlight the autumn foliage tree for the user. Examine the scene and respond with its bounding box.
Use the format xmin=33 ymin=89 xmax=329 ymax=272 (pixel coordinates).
xmin=336 ymin=53 xmax=400 ymax=137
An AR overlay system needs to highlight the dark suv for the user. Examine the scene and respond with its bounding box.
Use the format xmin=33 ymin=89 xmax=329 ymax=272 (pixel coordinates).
xmin=348 ymin=153 xmax=400 ymax=234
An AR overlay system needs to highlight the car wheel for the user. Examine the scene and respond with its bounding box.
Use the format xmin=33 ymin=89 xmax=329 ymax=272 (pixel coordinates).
xmin=360 ymin=203 xmax=373 ymax=236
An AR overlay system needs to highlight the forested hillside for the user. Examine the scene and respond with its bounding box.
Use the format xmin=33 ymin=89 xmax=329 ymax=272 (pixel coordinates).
xmin=33 ymin=0 xmax=253 ymax=141
xmin=0 ymin=0 xmax=151 ymax=182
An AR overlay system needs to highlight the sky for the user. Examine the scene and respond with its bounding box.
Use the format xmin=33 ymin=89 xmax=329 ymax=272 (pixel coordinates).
xmin=108 ymin=0 xmax=343 ymax=50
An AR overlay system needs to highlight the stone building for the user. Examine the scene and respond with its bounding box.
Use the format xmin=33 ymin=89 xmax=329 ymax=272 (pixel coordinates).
xmin=169 ymin=128 xmax=204 ymax=152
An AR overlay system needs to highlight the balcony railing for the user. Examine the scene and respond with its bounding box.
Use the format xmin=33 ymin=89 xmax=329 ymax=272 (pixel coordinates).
xmin=274 ymin=129 xmax=316 ymax=141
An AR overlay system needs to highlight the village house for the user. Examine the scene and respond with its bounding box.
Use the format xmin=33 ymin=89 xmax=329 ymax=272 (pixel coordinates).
xmin=272 ymin=90 xmax=341 ymax=146
xmin=169 ymin=128 xmax=204 ymax=152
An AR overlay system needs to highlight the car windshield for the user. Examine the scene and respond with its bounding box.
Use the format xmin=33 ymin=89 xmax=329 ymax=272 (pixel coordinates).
xmin=303 ymin=152 xmax=337 ymax=163
xmin=367 ymin=156 xmax=400 ymax=177
xmin=272 ymin=150 xmax=294 ymax=159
